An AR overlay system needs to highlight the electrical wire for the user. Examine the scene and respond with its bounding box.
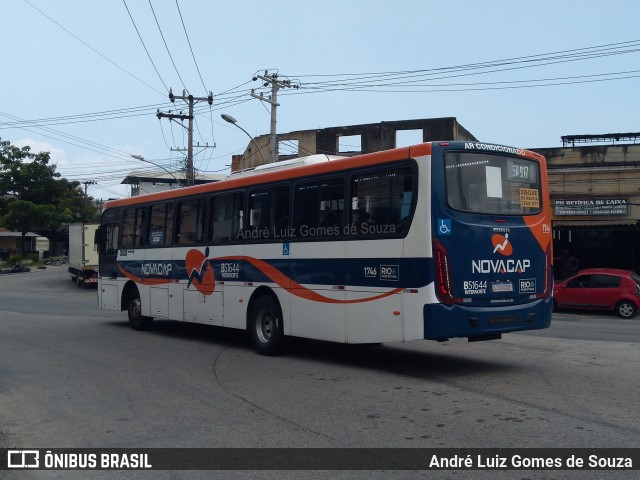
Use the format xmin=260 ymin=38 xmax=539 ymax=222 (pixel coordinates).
xmin=279 ymin=70 xmax=640 ymax=95
xmin=175 ymin=0 xmax=208 ymax=94
xmin=291 ymin=40 xmax=640 ymax=85
xmin=148 ymin=0 xmax=187 ymax=91
xmin=23 ymin=0 xmax=165 ymax=96
xmin=122 ymin=0 xmax=169 ymax=93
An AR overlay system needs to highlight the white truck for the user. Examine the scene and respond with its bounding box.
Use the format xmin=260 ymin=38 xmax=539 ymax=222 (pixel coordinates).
xmin=68 ymin=223 xmax=99 ymax=287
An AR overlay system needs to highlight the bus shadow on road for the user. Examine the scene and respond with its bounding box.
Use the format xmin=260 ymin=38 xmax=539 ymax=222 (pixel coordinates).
xmin=107 ymin=319 xmax=514 ymax=379
xmin=106 ymin=319 xmax=253 ymax=351
xmin=286 ymin=340 xmax=515 ymax=380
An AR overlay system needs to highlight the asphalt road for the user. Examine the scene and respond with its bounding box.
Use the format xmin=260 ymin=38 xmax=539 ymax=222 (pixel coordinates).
xmin=1 ymin=266 xmax=639 ymax=480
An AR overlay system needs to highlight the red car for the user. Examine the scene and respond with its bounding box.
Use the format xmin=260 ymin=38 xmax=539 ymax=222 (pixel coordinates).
xmin=553 ymin=268 xmax=640 ymax=318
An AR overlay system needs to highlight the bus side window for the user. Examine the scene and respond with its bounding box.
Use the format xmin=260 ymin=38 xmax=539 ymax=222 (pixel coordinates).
xmin=247 ymin=186 xmax=289 ymax=240
xmin=176 ymin=199 xmax=206 ymax=245
xmin=148 ymin=202 xmax=174 ymax=246
xmin=121 ymin=207 xmax=146 ymax=248
xmin=350 ymin=167 xmax=413 ymax=237
xmin=294 ymin=183 xmax=319 ymax=230
xmin=96 ymin=223 xmax=119 ymax=255
xmin=106 ymin=224 xmax=119 ymax=254
xmin=294 ymin=178 xmax=343 ymax=238
xmin=211 ymin=192 xmax=244 ymax=243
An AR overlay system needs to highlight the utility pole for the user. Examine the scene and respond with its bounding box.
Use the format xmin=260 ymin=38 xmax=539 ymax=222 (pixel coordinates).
xmin=250 ymin=71 xmax=298 ymax=163
xmin=157 ymin=88 xmax=213 ymax=185
xmin=82 ymin=180 xmax=96 ymax=196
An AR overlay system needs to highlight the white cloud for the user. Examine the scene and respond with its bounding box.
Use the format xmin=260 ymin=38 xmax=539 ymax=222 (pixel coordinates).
xmin=13 ymin=138 xmax=68 ymax=166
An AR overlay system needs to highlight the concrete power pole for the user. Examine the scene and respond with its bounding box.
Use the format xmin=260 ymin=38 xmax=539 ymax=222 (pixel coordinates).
xmin=157 ymin=88 xmax=213 ymax=185
xmin=82 ymin=180 xmax=96 ymax=196
xmin=250 ymin=71 xmax=298 ymax=164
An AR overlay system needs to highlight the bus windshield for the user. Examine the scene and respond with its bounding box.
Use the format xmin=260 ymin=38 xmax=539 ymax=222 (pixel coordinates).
xmin=445 ymin=152 xmax=542 ymax=215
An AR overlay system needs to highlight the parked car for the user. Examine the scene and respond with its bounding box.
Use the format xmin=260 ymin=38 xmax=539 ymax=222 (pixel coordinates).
xmin=553 ymin=268 xmax=640 ymax=318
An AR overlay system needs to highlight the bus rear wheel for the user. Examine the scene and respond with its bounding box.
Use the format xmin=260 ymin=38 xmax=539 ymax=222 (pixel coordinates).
xmin=127 ymin=291 xmax=153 ymax=330
xmin=248 ymin=295 xmax=284 ymax=356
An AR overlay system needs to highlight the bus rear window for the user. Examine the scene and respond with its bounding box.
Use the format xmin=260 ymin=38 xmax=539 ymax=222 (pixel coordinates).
xmin=445 ymin=152 xmax=542 ymax=215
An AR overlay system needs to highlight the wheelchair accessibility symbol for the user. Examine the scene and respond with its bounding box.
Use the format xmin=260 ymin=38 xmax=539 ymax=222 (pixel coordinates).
xmin=438 ymin=219 xmax=452 ymax=235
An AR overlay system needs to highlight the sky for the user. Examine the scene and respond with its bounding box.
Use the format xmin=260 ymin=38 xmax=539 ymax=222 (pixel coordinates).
xmin=1 ymin=0 xmax=639 ymax=201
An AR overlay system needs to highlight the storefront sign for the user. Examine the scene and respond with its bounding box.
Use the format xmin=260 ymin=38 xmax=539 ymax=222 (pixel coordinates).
xmin=554 ymin=198 xmax=628 ymax=216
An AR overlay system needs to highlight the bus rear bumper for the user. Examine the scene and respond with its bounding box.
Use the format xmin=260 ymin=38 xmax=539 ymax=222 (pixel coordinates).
xmin=423 ymin=297 xmax=552 ymax=341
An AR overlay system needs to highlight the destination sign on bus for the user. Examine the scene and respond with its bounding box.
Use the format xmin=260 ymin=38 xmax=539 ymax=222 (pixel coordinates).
xmin=508 ymin=159 xmax=537 ymax=182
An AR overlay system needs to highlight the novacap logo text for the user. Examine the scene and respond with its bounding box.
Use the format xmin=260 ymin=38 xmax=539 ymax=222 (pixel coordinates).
xmin=472 ymin=259 xmax=531 ymax=274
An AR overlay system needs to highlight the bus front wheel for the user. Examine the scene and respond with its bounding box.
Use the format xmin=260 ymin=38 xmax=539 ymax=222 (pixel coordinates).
xmin=127 ymin=292 xmax=153 ymax=330
xmin=248 ymin=295 xmax=284 ymax=356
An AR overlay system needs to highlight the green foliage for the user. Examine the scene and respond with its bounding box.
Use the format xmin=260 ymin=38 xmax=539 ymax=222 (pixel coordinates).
xmin=0 ymin=199 xmax=45 ymax=232
xmin=6 ymin=255 xmax=23 ymax=267
xmin=0 ymin=139 xmax=100 ymax=242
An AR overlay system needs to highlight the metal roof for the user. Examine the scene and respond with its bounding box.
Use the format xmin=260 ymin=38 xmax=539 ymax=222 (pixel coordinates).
xmin=0 ymin=229 xmax=39 ymax=237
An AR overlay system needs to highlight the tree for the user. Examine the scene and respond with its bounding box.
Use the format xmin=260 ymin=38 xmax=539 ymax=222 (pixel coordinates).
xmin=0 ymin=199 xmax=48 ymax=255
xmin=0 ymin=140 xmax=60 ymax=202
xmin=1 ymin=139 xmax=101 ymax=254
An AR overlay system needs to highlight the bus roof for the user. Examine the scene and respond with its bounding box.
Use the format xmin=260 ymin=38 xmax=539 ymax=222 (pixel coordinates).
xmin=103 ymin=144 xmax=428 ymax=209
xmin=227 ymin=154 xmax=348 ymax=178
xmin=103 ymin=142 xmax=543 ymax=209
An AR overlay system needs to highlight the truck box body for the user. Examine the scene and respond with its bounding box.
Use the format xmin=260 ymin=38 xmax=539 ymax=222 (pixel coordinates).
xmin=68 ymin=223 xmax=99 ymax=286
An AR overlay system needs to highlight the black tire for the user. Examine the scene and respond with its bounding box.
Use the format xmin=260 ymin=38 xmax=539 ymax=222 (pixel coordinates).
xmin=615 ymin=301 xmax=636 ymax=319
xmin=127 ymin=291 xmax=153 ymax=330
xmin=76 ymin=273 xmax=83 ymax=287
xmin=248 ymin=295 xmax=284 ymax=355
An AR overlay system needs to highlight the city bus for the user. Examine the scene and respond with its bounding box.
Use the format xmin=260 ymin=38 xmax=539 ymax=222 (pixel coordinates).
xmin=95 ymin=141 xmax=553 ymax=355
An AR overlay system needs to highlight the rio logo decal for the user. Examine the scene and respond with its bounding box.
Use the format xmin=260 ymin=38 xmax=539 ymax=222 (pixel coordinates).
xmin=186 ymin=247 xmax=215 ymax=295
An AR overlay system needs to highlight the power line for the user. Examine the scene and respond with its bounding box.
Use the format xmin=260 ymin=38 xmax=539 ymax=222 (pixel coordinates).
xmin=175 ymin=0 xmax=208 ymax=93
xmin=122 ymin=0 xmax=170 ymax=92
xmin=0 ymin=90 xmax=252 ymax=130
xmin=291 ymin=39 xmax=640 ymax=85
xmin=148 ymin=0 xmax=187 ymax=91
xmin=0 ymin=104 xmax=174 ymax=129
xmin=23 ymin=0 xmax=165 ymax=96
xmin=0 ymin=103 xmax=170 ymax=128
xmin=279 ymin=68 xmax=640 ymax=95
xmin=0 ymin=111 xmax=134 ymax=161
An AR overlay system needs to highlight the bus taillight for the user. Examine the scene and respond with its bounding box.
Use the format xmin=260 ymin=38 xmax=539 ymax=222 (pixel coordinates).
xmin=537 ymin=244 xmax=553 ymax=299
xmin=433 ymin=238 xmax=456 ymax=306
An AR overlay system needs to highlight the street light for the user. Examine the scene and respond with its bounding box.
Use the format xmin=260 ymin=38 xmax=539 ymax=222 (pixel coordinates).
xmin=221 ymin=114 xmax=268 ymax=164
xmin=130 ymin=155 xmax=182 ymax=187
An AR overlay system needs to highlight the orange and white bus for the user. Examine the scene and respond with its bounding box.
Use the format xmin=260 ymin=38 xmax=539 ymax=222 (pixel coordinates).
xmin=96 ymin=141 xmax=553 ymax=355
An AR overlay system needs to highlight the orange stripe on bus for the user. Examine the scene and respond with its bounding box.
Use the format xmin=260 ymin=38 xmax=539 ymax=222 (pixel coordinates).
xmin=219 ymin=256 xmax=403 ymax=304
xmin=118 ymin=257 xmax=402 ymax=304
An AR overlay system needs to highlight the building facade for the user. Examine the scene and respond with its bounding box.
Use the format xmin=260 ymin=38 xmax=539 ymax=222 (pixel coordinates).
xmin=533 ymin=141 xmax=640 ymax=275
xmin=231 ymin=117 xmax=477 ymax=172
